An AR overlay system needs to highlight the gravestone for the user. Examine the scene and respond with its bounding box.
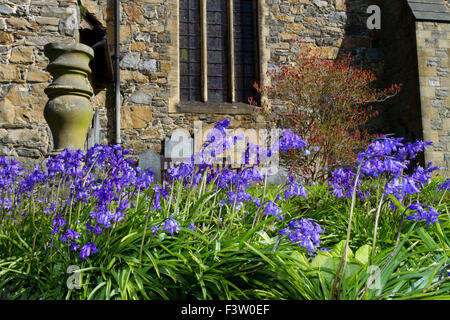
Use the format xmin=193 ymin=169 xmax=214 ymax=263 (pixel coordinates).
xmin=266 ymin=165 xmax=288 ymax=185
xmin=86 ymin=109 xmax=100 ymax=149
xmin=138 ymin=148 xmax=162 ymax=183
xmin=164 ymin=129 xmax=193 ymax=168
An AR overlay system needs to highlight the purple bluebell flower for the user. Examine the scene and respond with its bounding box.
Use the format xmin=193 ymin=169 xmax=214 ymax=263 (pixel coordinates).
xmin=411 ymin=163 xmax=439 ymax=184
xmin=60 ymin=228 xmax=80 ymax=243
xmin=151 ymin=225 xmax=159 ymax=234
xmin=52 ymin=216 xmax=67 ymax=235
xmin=215 ymin=169 xmax=236 ymax=189
xmin=328 ymin=167 xmax=357 ymax=199
xmin=44 ymin=202 xmax=56 ymax=215
xmin=407 ymin=203 xmax=441 ymax=227
xmin=162 ymin=217 xmax=181 ymax=236
xmin=227 ymin=190 xmax=253 ymax=205
xmin=264 ymin=201 xmax=283 ymax=221
xmin=217 ymin=119 xmax=230 ymax=128
xmin=437 ymin=179 xmax=450 ymax=191
xmin=283 ymin=176 xmax=307 ymax=200
xmin=152 ymin=185 xmax=169 ymax=210
xmin=252 ymin=197 xmax=261 ymax=208
xmin=189 ymin=223 xmax=196 ymax=231
xmin=86 ymin=221 xmax=102 ymax=234
xmin=279 ymin=130 xmax=307 ymax=153
xmin=78 ymin=242 xmax=99 ymax=260
xmin=280 ymin=218 xmax=324 ymax=254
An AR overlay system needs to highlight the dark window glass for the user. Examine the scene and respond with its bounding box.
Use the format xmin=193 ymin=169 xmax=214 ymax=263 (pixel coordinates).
xmin=207 ymin=0 xmax=229 ymax=102
xmin=179 ymin=0 xmax=257 ymax=104
xmin=234 ymin=0 xmax=256 ymax=103
xmin=179 ymin=0 xmax=201 ymax=102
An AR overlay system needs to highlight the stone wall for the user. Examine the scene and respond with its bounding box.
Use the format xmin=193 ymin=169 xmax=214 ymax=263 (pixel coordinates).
xmin=107 ymin=0 xmax=387 ymax=160
xmin=416 ymin=20 xmax=450 ymax=175
xmin=1 ymin=0 xmax=447 ymax=177
xmin=265 ymin=0 xmax=384 ymax=73
xmin=0 ymin=0 xmax=80 ymax=169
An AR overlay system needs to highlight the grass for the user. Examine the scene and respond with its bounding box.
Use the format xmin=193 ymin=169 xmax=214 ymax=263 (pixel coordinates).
xmin=0 ymin=172 xmax=448 ymax=300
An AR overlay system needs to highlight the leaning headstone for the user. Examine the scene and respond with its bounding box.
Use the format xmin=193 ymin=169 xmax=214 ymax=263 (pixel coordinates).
xmin=86 ymin=109 xmax=100 ymax=149
xmin=138 ymin=148 xmax=162 ymax=183
xmin=266 ymin=165 xmax=288 ymax=185
xmin=164 ymin=129 xmax=193 ymax=167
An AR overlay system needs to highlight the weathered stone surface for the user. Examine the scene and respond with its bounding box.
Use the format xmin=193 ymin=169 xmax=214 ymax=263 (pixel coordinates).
xmin=128 ymin=91 xmax=153 ymax=105
xmin=121 ymin=105 xmax=153 ymax=129
xmin=0 ymin=84 xmax=47 ymax=125
xmin=0 ymin=32 xmax=13 ymax=45
xmin=58 ymin=7 xmax=79 ymax=37
xmin=120 ymin=52 xmax=140 ymax=69
xmin=26 ymin=67 xmax=50 ymax=82
xmin=35 ymin=17 xmax=60 ymax=26
xmin=138 ymin=59 xmax=157 ymax=73
xmin=0 ymin=65 xmax=20 ymax=82
xmin=6 ymin=17 xmax=32 ymax=29
xmin=415 ymin=19 xmax=450 ymax=176
xmin=6 ymin=128 xmax=41 ymax=144
xmin=10 ymin=46 xmax=34 ymax=64
xmin=131 ymin=42 xmax=147 ymax=52
xmin=123 ymin=2 xmax=145 ymax=24
xmin=0 ymin=4 xmax=15 ymax=15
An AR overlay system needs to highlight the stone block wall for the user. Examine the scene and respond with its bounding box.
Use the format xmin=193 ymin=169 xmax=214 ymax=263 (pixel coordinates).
xmin=265 ymin=0 xmax=384 ymax=74
xmin=1 ymin=0 xmax=447 ymax=177
xmin=0 ymin=0 xmax=81 ymax=169
xmin=104 ymin=0 xmax=386 ymax=159
xmin=416 ymin=20 xmax=450 ymax=175
xmin=87 ymin=0 xmax=261 ymax=157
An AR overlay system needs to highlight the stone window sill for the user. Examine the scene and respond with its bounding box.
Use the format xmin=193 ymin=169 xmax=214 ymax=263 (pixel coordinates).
xmin=176 ymin=101 xmax=254 ymax=115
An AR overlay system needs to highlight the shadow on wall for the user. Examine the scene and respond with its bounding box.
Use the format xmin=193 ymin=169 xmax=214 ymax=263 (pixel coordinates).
xmin=335 ymin=0 xmax=423 ymax=147
xmin=79 ymin=0 xmax=117 ymax=147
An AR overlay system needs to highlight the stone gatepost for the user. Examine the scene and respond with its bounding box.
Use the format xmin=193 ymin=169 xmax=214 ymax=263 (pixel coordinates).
xmin=43 ymin=41 xmax=94 ymax=153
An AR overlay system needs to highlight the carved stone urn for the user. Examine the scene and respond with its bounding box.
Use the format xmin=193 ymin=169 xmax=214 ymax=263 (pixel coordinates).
xmin=44 ymin=42 xmax=94 ymax=152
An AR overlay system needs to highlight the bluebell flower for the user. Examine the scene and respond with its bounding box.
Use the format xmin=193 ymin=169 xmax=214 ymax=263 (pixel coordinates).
xmin=217 ymin=119 xmax=230 ymax=128
xmin=135 ymin=167 xmax=155 ymax=190
xmin=437 ymin=179 xmax=450 ymax=191
xmin=52 ymin=216 xmax=67 ymax=235
xmin=152 ymin=185 xmax=168 ymax=210
xmin=226 ymin=190 xmax=253 ymax=205
xmin=78 ymin=242 xmax=99 ymax=259
xmin=162 ymin=217 xmax=181 ymax=236
xmin=328 ymin=167 xmax=357 ymax=199
xmin=60 ymin=228 xmax=80 ymax=243
xmin=264 ymin=201 xmax=283 ymax=221
xmin=252 ymin=197 xmax=261 ymax=207
xmin=283 ymin=176 xmax=307 ymax=200
xmin=280 ymin=218 xmax=324 ymax=254
xmin=279 ymin=130 xmax=307 ymax=153
xmin=215 ymin=169 xmax=236 ymax=189
xmin=407 ymin=203 xmax=441 ymax=227
xmin=151 ymin=225 xmax=159 ymax=234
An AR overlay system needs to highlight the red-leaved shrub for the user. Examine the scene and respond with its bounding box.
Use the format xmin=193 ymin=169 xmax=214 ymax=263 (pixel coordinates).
xmin=253 ymin=49 xmax=402 ymax=182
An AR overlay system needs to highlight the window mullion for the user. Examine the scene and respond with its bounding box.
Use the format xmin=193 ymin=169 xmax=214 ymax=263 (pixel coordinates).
xmin=227 ymin=0 xmax=235 ymax=103
xmin=200 ymin=0 xmax=208 ymax=103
